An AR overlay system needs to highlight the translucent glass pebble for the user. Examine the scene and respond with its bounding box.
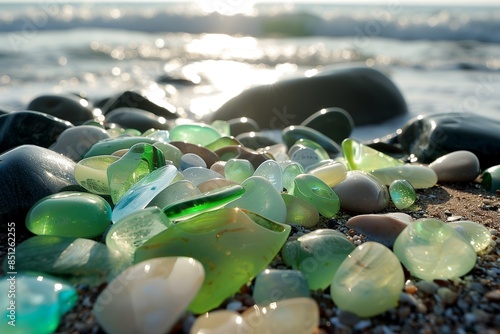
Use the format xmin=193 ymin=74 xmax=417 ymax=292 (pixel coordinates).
xmin=448 ymin=220 xmax=492 ymax=252
xmin=393 ymin=218 xmax=477 ymax=280
xmin=342 ymin=138 xmax=404 ymax=171
xmin=180 ymin=153 xmax=207 ymax=170
xmin=153 ymin=142 xmax=182 ymax=168
xmin=282 ymin=229 xmax=355 ymax=290
xmin=112 ymin=165 xmax=178 ymax=223
xmin=94 ymin=257 xmax=205 ymax=334
xmin=370 ymin=164 xmax=438 ymax=189
xmin=163 ymin=184 xmax=245 ymax=220
xmin=307 ymin=160 xmax=347 ymax=187
xmin=190 ymin=310 xmax=252 ymax=334
xmin=389 ymin=179 xmax=416 ymax=209
xmin=330 ymin=242 xmax=404 ymax=318
xmin=148 ymin=179 xmax=201 ymax=208
xmin=0 ymin=273 xmax=77 ymax=334
xmin=253 ymin=159 xmax=283 ymax=192
xmin=481 ymin=164 xmax=500 ymax=193
xmin=26 ymin=191 xmax=112 ymax=238
xmin=291 ymin=174 xmax=340 ymax=218
xmin=295 ymin=138 xmax=330 ymax=160
xmin=289 ymin=145 xmax=322 ymax=170
xmin=282 ymin=162 xmax=305 ymax=193
xmin=226 ymin=176 xmax=287 ymax=223
xmin=224 ymin=158 xmax=255 ymax=183
xmin=253 ymin=269 xmax=310 ymax=305
xmin=107 ymin=207 xmax=172 ymax=262
xmin=107 ymin=143 xmax=166 ymax=203
xmin=169 ymin=123 xmax=221 ymax=145
xmin=84 ymin=136 xmax=156 ymax=158
xmin=74 ymin=155 xmax=119 ymax=195
xmin=181 ymin=166 xmax=223 ymax=186
xmin=135 ymin=208 xmax=291 ymax=314
xmin=281 ymin=193 xmax=319 ymax=227
xmin=9 ymin=236 xmax=126 ymax=285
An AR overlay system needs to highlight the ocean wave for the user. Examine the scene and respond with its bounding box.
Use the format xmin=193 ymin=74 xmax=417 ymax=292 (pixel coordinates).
xmin=1 ymin=3 xmax=500 ymax=43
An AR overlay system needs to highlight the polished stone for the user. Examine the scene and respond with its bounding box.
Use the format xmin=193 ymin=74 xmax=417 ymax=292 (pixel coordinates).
xmin=236 ymin=131 xmax=278 ymax=150
xmin=27 ymin=93 xmax=94 ymax=125
xmin=49 ymin=125 xmax=111 ymax=161
xmin=0 ymin=111 xmax=73 ymax=154
xmin=429 ymin=150 xmax=480 ymax=182
xmin=170 ymin=141 xmax=219 ymax=167
xmin=330 ymin=242 xmax=404 ymax=318
xmin=0 ymin=145 xmax=77 ymax=225
xmin=94 ymin=257 xmax=205 ymax=334
xmin=333 ymin=171 xmax=389 ymax=213
xmin=105 ymin=107 xmax=171 ymax=132
xmin=101 ymin=90 xmax=178 ymax=119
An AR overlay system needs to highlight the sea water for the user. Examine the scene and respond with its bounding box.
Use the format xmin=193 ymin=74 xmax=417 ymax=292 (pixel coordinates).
xmin=0 ymin=1 xmax=499 ymax=140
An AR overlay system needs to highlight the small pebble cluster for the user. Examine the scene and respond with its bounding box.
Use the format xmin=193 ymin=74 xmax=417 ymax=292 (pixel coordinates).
xmin=0 ymin=94 xmax=499 ymax=334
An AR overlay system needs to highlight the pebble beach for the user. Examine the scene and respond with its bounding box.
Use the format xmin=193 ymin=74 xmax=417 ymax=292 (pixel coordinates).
xmin=1 ymin=1 xmax=500 ymax=334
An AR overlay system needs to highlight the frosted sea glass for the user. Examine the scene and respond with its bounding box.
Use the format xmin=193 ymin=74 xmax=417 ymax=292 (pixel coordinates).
xmin=253 ymin=159 xmax=283 ymax=192
xmin=393 ymin=218 xmax=477 ymax=280
xmin=342 ymin=138 xmax=404 ymax=171
xmin=330 ymin=242 xmax=404 ymax=318
xmin=370 ymin=164 xmax=438 ymax=189
xmin=389 ymin=179 xmax=416 ymax=209
xmin=84 ymin=136 xmax=156 ymax=158
xmin=448 ymin=220 xmax=492 ymax=252
xmin=135 ymin=208 xmax=291 ymax=314
xmin=281 ymin=193 xmax=319 ymax=227
xmin=282 ymin=162 xmax=305 ymax=193
xmin=253 ymin=269 xmax=310 ymax=306
xmin=481 ymin=164 xmax=500 ymax=193
xmin=291 ymin=174 xmax=340 ymax=217
xmin=74 ymin=155 xmax=119 ymax=195
xmin=148 ymin=179 xmax=201 ymax=208
xmin=307 ymin=160 xmax=347 ymax=187
xmin=170 ymin=123 xmax=221 ymax=145
xmin=224 ymin=158 xmax=255 ymax=183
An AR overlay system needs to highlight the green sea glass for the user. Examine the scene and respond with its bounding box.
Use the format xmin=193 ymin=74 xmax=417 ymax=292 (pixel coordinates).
xmin=342 ymin=138 xmax=404 ymax=171
xmin=170 ymin=123 xmax=222 ymax=145
xmin=226 ymin=176 xmax=287 ymax=223
xmin=289 ymin=145 xmax=322 ymax=170
xmin=7 ymin=236 xmax=127 ymax=285
xmin=107 ymin=207 xmax=172 ymax=262
xmin=224 ymin=158 xmax=255 ymax=183
xmin=282 ymin=162 xmax=305 ymax=193
xmin=448 ymin=220 xmax=492 ymax=252
xmin=282 ymin=125 xmax=342 ymax=156
xmin=163 ymin=184 xmax=245 ymax=220
xmin=26 ymin=191 xmax=112 ymax=238
xmin=210 ymin=120 xmax=231 ymax=136
xmin=281 ymin=193 xmax=319 ymax=227
xmin=295 ymin=139 xmax=330 ymax=160
xmin=135 ymin=208 xmax=291 ymax=314
xmin=389 ymin=179 xmax=416 ymax=209
xmin=481 ymin=164 xmax=500 ymax=193
xmin=145 ymin=129 xmax=170 ymax=143
xmin=204 ymin=136 xmax=240 ymax=151
xmin=291 ymin=174 xmax=340 ymax=218
xmin=253 ymin=269 xmax=310 ymax=306
xmin=282 ymin=229 xmax=355 ymax=290
xmin=112 ymin=165 xmax=178 ymax=223
xmin=330 ymin=242 xmax=404 ymax=318
xmin=393 ymin=218 xmax=477 ymax=280
xmin=0 ymin=273 xmax=77 ymax=334
xmin=153 ymin=142 xmax=182 ymax=168
xmin=74 ymin=155 xmax=119 ymax=195
xmin=84 ymin=136 xmax=156 ymax=158
xmin=370 ymin=164 xmax=438 ymax=189
xmin=107 ymin=143 xmax=166 ymax=203
xmin=182 ymin=166 xmax=223 ymax=186
xmin=148 ymin=179 xmax=201 ymax=208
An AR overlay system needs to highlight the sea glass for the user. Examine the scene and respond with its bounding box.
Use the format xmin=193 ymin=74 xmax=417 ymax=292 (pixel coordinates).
xmin=74 ymin=155 xmax=119 ymax=195
xmin=170 ymin=123 xmax=221 ymax=145
xmin=282 ymin=229 xmax=355 ymax=290
xmin=224 ymin=158 xmax=255 ymax=183
xmin=112 ymin=165 xmax=178 ymax=223
xmin=148 ymin=179 xmax=201 ymax=208
xmin=135 ymin=208 xmax=291 ymax=314
xmin=330 ymin=242 xmax=404 ymax=318
xmin=84 ymin=136 xmax=156 ymax=158
xmin=370 ymin=164 xmax=438 ymax=189
xmin=393 ymin=218 xmax=477 ymax=280
xmin=26 ymin=191 xmax=112 ymax=238
xmin=145 ymin=129 xmax=170 ymax=143
xmin=253 ymin=269 xmax=310 ymax=306
xmin=281 ymin=193 xmax=320 ymax=227
xmin=107 ymin=207 xmax=172 ymax=262
xmin=163 ymin=184 xmax=245 ymax=220
xmin=294 ymin=138 xmax=330 ymax=160
xmin=253 ymin=159 xmax=283 ymax=192
xmin=94 ymin=257 xmax=205 ymax=334
xmin=190 ymin=310 xmax=252 ymax=334
xmin=182 ymin=166 xmax=223 ymax=186
xmin=0 ymin=273 xmax=77 ymax=334
xmin=282 ymin=125 xmax=342 ymax=156
xmin=342 ymin=138 xmax=404 ymax=171
xmin=291 ymin=174 xmax=340 ymax=217
xmin=289 ymin=145 xmax=322 ymax=170
xmin=481 ymin=164 xmax=500 ymax=193
xmin=448 ymin=220 xmax=492 ymax=252
xmin=307 ymin=160 xmax=347 ymax=187
xmin=204 ymin=136 xmax=241 ymax=151
xmin=49 ymin=125 xmax=110 ymax=161
xmin=107 ymin=143 xmax=166 ymax=203
xmin=226 ymin=176 xmax=287 ymax=223
xmin=389 ymin=179 xmax=416 ymax=209
xmin=180 ymin=153 xmax=207 ymax=170
xmin=153 ymin=142 xmax=182 ymax=168
xmin=210 ymin=120 xmax=230 ymax=136
xmin=282 ymin=162 xmax=305 ymax=193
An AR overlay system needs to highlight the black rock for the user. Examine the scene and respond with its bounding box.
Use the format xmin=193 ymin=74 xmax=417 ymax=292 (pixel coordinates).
xmin=236 ymin=131 xmax=279 ymax=150
xmin=0 ymin=111 xmax=73 ymax=154
xmin=300 ymin=107 xmax=354 ymax=145
xmin=105 ymin=107 xmax=171 ymax=132
xmin=101 ymin=90 xmax=178 ymax=119
xmin=27 ymin=94 xmax=94 ymax=125
xmin=397 ymin=112 xmax=500 ymax=169
xmin=207 ymin=66 xmax=407 ymax=128
xmin=0 ymin=105 xmax=16 ymax=116
xmin=0 ymin=145 xmax=77 ymax=225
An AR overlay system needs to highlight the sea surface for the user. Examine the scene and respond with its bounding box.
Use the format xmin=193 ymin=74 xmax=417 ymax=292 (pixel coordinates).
xmin=0 ymin=1 xmax=499 ymax=140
